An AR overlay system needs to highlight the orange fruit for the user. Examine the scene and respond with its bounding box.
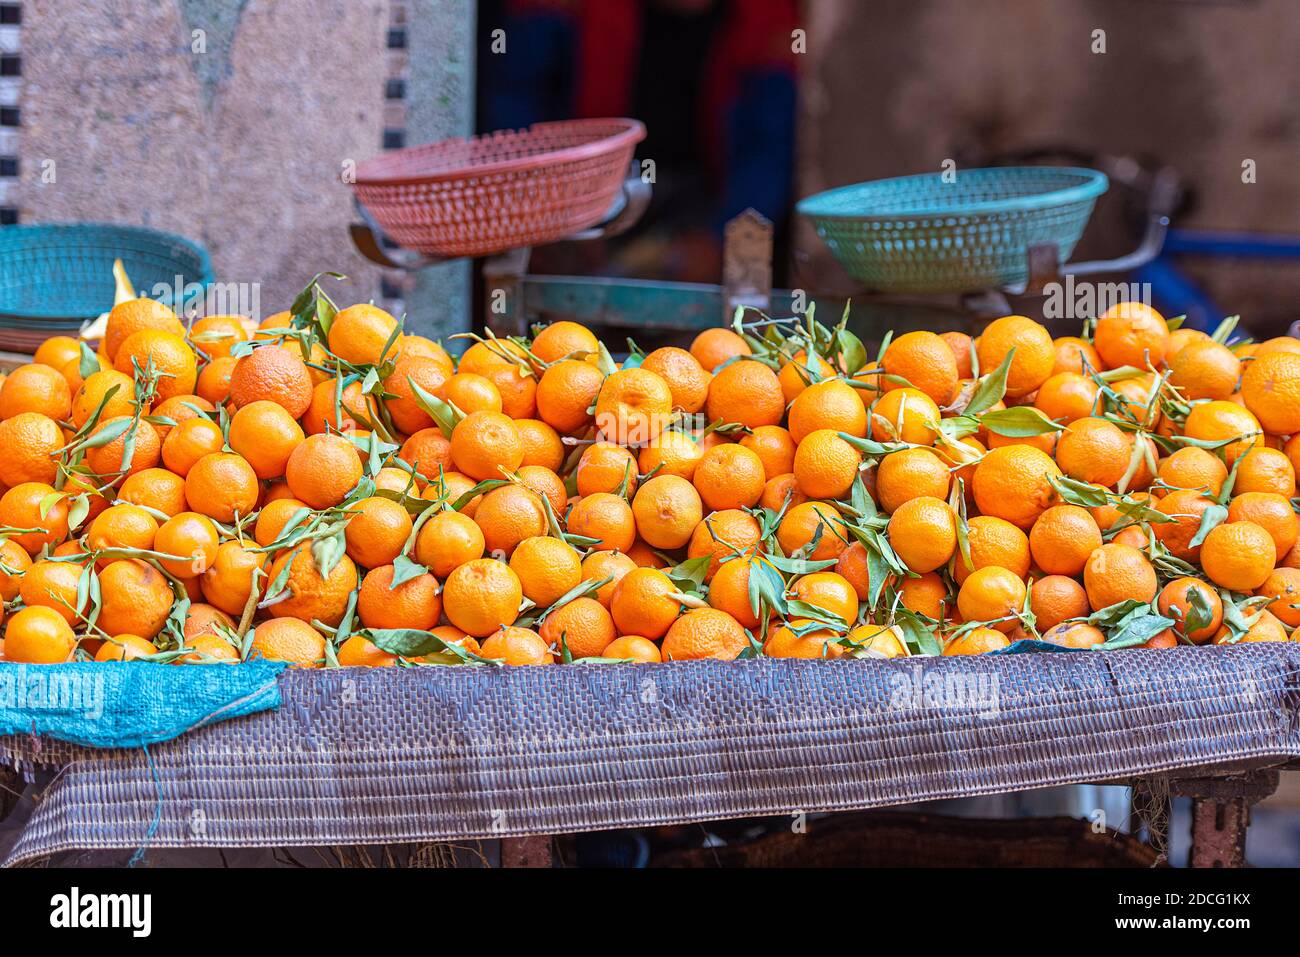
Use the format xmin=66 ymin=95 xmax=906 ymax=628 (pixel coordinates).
xmin=104 ymin=298 xmax=184 ymax=364
xmin=1055 ymin=417 xmax=1132 ymax=488
xmin=71 ymin=369 xmax=138 ymax=428
xmin=580 ymin=550 xmax=638 ymax=608
xmin=1166 ymin=327 xmax=1212 ymax=360
xmin=662 ymin=608 xmax=747 ymax=660
xmin=34 ymin=335 xmax=82 ymax=370
xmin=0 ymin=412 xmax=62 ymax=487
xmin=707 ymin=556 xmax=768 ymax=629
xmin=705 ymin=359 xmax=784 ymax=431
xmin=443 ymin=372 xmax=503 ymax=415
xmin=975 ymin=315 xmax=1054 ymax=398
xmin=882 ymin=330 xmax=959 ymax=406
xmin=94 ymin=634 xmax=158 ymax=662
xmin=1211 ymin=611 xmax=1291 ymax=645
xmin=1156 ymin=447 xmax=1228 ymax=497
xmin=161 ymin=416 xmax=225 ymax=476
xmin=1082 ymin=542 xmax=1157 ymax=611
xmin=939 ymin=331 xmax=975 ymax=378
xmin=956 ymin=566 xmax=1027 ymax=632
xmin=594 ymin=367 xmax=674 ymax=445
xmin=1030 ymin=575 xmax=1090 ymax=632
xmin=336 ymin=634 xmax=399 ymax=667
xmin=1242 ymin=351 xmax=1300 ymax=436
xmin=790 ymin=571 xmax=859 ymax=626
xmin=1183 ymin=399 xmax=1262 ymax=465
xmin=760 ymin=473 xmax=806 ymax=512
xmin=18 ymin=560 xmax=83 ymax=625
xmin=0 ymin=362 xmax=73 ymax=421
xmin=641 ymin=347 xmax=711 ymax=413
xmin=764 ymin=619 xmax=845 ymax=659
xmin=412 ymin=509 xmax=484 ymax=578
xmin=566 ymin=492 xmax=636 ymax=553
xmin=739 ymin=425 xmax=796 ymax=480
xmin=847 ymin=623 xmax=908 ymax=658
xmin=792 ymin=430 xmax=861 ymax=501
xmin=442 ymin=558 xmax=523 ymax=637
xmin=449 ymin=410 xmax=523 ymax=482
xmin=509 ymin=535 xmax=582 ymax=608
xmin=835 ymin=541 xmax=882 ymax=602
xmin=149 ymin=394 xmax=214 ymax=440
xmin=185 ymin=452 xmax=260 ymax=522
xmin=1200 ymin=520 xmax=1276 ymax=591
xmin=868 ymin=387 xmax=940 ymax=446
xmin=1226 ymin=492 xmax=1297 ymax=561
xmin=480 ymin=626 xmax=553 ymax=666
xmin=0 ymin=482 xmax=69 ymax=555
xmin=1157 ymin=577 xmax=1224 ymax=644
xmin=114 ymin=329 xmax=197 ymax=402
xmin=0 ymin=538 xmax=33 ymax=601
xmin=1233 ymin=448 xmax=1296 ymax=497
xmin=87 ymin=502 xmax=160 ymax=556
xmin=1256 ymin=567 xmax=1300 ymax=628
xmin=228 ymin=400 xmax=306 ymax=480
xmin=1040 ymin=623 xmax=1106 ymax=649
xmin=183 ymin=603 xmax=235 ymax=642
xmin=971 ymin=445 xmax=1061 ymax=529
xmin=773 ymin=500 xmax=844 ymax=563
xmin=690 ymin=327 xmax=751 ymax=372
xmin=1093 ymin=301 xmax=1169 ymax=370
xmin=85 ymin=416 xmax=162 ymax=479
xmin=577 ymin=441 xmax=638 ymax=497
xmin=943 ymin=627 xmax=1010 ymax=656
xmin=3 ymin=606 xmax=76 ymax=663
xmin=228 ymin=344 xmax=313 ymax=418
xmin=265 ymin=547 xmax=359 ymax=627
xmin=189 ymin=315 xmax=250 ymax=361
xmin=1034 ymin=372 xmax=1100 ymax=424
xmin=383 ymin=354 xmax=451 ymax=435
xmin=517 ymin=465 xmax=567 ymax=516
xmin=695 ymin=443 xmax=767 ymax=511
xmin=98 ymin=559 xmax=174 ymax=638
xmin=1253 ymin=337 xmax=1300 ymax=358
xmin=344 ymin=496 xmax=413 ymax=569
xmin=285 ymin=434 xmax=363 ymax=509
xmin=514 ymin=419 xmax=565 ymax=472
xmin=1168 ymin=340 xmax=1240 ymax=401
xmin=609 ymin=567 xmax=681 ymax=639
xmin=357 ymin=564 xmax=441 ymax=630
xmin=195 ymin=355 xmax=238 ymax=405
xmin=458 ymin=340 xmax=538 ymax=420
xmin=632 ymin=474 xmax=703 ymax=549
xmin=119 ymin=468 xmax=189 ymax=517
xmin=787 ymin=378 xmax=869 ymax=444
xmin=201 ymin=539 xmax=264 ymax=615
xmin=539 ymin=596 xmax=616 ymax=659
xmin=888 ymin=496 xmax=956 ymax=573
xmin=531 ymin=320 xmax=599 ymax=364
xmin=954 ymin=515 xmax=1030 ymax=585
xmin=1153 ymin=488 xmax=1215 ymax=563
xmin=327 ymin=303 xmax=399 ymax=366
xmin=1028 ymin=505 xmax=1102 ymax=577
xmin=1052 ymin=336 xmax=1103 ymax=376
xmin=399 ymin=428 xmax=453 ymax=479
xmin=177 ymin=632 xmax=240 ymax=664
xmin=302 ymin=377 xmax=370 ymax=436
xmin=602 ymin=635 xmax=662 ymax=663
xmin=898 ymin=572 xmax=949 ymax=620
xmin=250 ymin=617 xmax=326 ymax=668
xmin=876 ymin=447 xmax=950 ymax=514
xmin=474 ymin=484 xmax=548 ymax=557
xmin=777 ymin=350 xmax=836 ymax=404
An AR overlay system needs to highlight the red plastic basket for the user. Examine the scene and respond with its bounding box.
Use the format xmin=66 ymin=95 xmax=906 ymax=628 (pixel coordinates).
xmin=352 ymin=118 xmax=646 ymax=259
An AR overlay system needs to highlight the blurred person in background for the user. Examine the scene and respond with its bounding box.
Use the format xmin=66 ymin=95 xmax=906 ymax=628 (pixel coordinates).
xmin=478 ymin=0 xmax=799 ymax=283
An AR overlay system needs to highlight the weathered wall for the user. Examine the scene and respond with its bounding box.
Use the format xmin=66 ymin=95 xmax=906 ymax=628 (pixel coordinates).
xmin=17 ymin=0 xmax=390 ymax=314
xmin=798 ymin=0 xmax=1300 ymax=333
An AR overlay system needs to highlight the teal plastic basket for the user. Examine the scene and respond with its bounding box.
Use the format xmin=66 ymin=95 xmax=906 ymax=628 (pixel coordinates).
xmin=0 ymin=223 xmax=213 ymax=327
xmin=797 ymin=167 xmax=1108 ymax=294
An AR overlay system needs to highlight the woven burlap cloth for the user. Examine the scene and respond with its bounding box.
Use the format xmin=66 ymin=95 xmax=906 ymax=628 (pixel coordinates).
xmin=3 ymin=645 xmax=1299 ymax=866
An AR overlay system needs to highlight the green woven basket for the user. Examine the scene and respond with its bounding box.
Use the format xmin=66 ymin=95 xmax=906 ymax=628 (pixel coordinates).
xmin=797 ymin=167 xmax=1109 ymax=294
xmin=0 ymin=223 xmax=213 ymax=326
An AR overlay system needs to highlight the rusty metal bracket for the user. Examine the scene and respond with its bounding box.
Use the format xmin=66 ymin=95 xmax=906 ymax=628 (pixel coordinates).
xmin=1171 ymin=770 xmax=1280 ymax=868
xmin=499 ymin=835 xmax=553 ymax=868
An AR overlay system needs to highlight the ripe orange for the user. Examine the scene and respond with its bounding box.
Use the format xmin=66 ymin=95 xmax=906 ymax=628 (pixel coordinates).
xmin=449 ymin=410 xmax=523 ymax=481
xmin=149 ymin=394 xmax=214 ymax=440
xmin=1052 ymin=336 xmax=1103 ymax=376
xmin=868 ymin=387 xmax=940 ymax=446
xmin=1153 ymin=488 xmax=1216 ymax=563
xmin=87 ymin=502 xmax=160 ymax=556
xmin=228 ymin=344 xmax=313 ymax=418
xmin=777 ymin=349 xmax=835 ymax=404
xmin=104 ymin=298 xmax=184 ymax=364
xmin=480 ymin=626 xmax=553 ymax=666
xmin=1200 ymin=520 xmax=1276 ymax=591
xmin=888 ymin=496 xmax=956 ymax=573
xmin=327 ymin=303 xmax=399 ymax=366
xmin=1157 ymin=577 xmax=1224 ymax=644
xmin=531 ymin=320 xmax=599 ymax=364
xmin=201 ymin=539 xmax=264 ymax=615
xmin=3 ymin=606 xmax=76 ymax=663
xmin=955 ymin=515 xmax=1030 ymax=585
xmin=764 ymin=619 xmax=845 ymax=659
xmin=975 ymin=315 xmax=1055 ymax=398
xmin=161 ymin=416 xmax=225 ymax=476
xmin=0 ymin=482 xmax=70 ymax=555
xmin=1083 ymin=542 xmax=1158 ymax=611
xmin=336 ymin=635 xmax=399 ymax=667
xmin=474 ymin=484 xmax=548 ymax=557
xmin=566 ymin=492 xmax=636 ymax=553
xmin=1233 ymin=448 xmax=1296 ymax=497
xmin=971 ymin=445 xmax=1061 ymax=530
xmin=443 ymin=372 xmax=503 ymax=415
xmin=739 ymin=425 xmax=796 ymax=480
xmin=943 ymin=627 xmax=1010 ymax=656
xmin=442 ymin=559 xmax=523 ymax=637
xmin=1028 ymin=505 xmax=1102 ymax=577
xmin=458 ymin=340 xmax=538 ymax=420
xmin=98 ymin=559 xmax=174 ymax=638
xmin=285 ymin=434 xmax=363 ymax=509
xmin=1034 ymin=372 xmax=1100 ymax=424
xmin=773 ymin=501 xmax=844 ymax=563
xmin=534 ymin=359 xmax=602 ymax=434
xmin=119 ymin=467 xmax=189 ymax=517
xmin=1093 ymin=301 xmax=1169 ymax=370
xmin=1041 ymin=623 xmax=1106 ymax=649
xmin=690 ymin=327 xmax=751 ymax=372
xmin=189 ymin=315 xmax=251 ymax=361
xmin=1256 ymin=567 xmax=1300 ymax=628
xmin=0 ymin=412 xmax=62 ymax=487
xmin=707 ymin=556 xmax=768 ymax=629
xmin=705 ymin=360 xmax=785 ymax=431
xmin=250 ymin=617 xmax=326 ymax=668
xmin=344 ymin=496 xmax=413 ymax=569
xmin=787 ymin=378 xmax=869 ymax=444
xmin=1030 ymin=575 xmax=1090 ymax=632
xmin=357 ymin=564 xmax=441 ymax=630
xmin=0 ymin=538 xmax=33 ymax=601
xmin=594 ymin=367 xmax=674 ymax=445
xmin=18 ymin=560 xmax=83 ymax=625
xmin=85 ymin=416 xmax=162 ymax=479
xmin=576 ymin=441 xmax=638 ymax=497
xmin=415 ymin=508 xmax=486 ymax=578
xmin=539 ymin=596 xmax=616 ymax=659
xmin=602 ymin=635 xmax=662 ymax=663
xmin=1183 ymin=400 xmax=1262 ymax=465
xmin=790 ymin=571 xmax=859 ymax=626
xmin=228 ymin=400 xmax=306 ymax=480
xmin=383 ymin=355 xmax=451 ymax=435
xmin=1055 ymin=417 xmax=1132 ymax=488
xmin=760 ymin=473 xmax=806 ymax=512
xmin=185 ymin=452 xmax=260 ymax=522
xmin=1241 ymin=351 xmax=1300 ymax=436
xmin=1168 ymin=340 xmax=1240 ymax=401
xmin=580 ymin=550 xmax=638 ymax=608
xmin=1226 ymin=492 xmax=1297 ymax=561
xmin=94 ymin=633 xmax=159 ymax=662
xmin=1156 ymin=447 xmax=1228 ymax=498
xmin=514 ymin=419 xmax=564 ymax=471
xmin=115 ymin=329 xmax=197 ymax=402
xmin=696 ymin=443 xmax=767 ymax=511
xmin=661 ymin=608 xmax=747 ymax=660
xmin=956 ymin=566 xmax=1027 ymax=632
xmin=509 ymin=535 xmax=582 ymax=608
xmin=632 ymin=474 xmax=703 ymax=549
xmin=882 ymin=331 xmax=959 ymax=406
xmin=641 ymin=347 xmax=712 ymax=414
xmin=265 ymin=547 xmax=359 ymax=627
xmin=0 ymin=362 xmax=73 ymax=421
xmin=610 ymin=567 xmax=682 ymax=639
xmin=399 ymin=428 xmax=453 ymax=478
xmin=71 ymin=369 xmax=138 ymax=428
xmin=876 ymin=447 xmax=950 ymax=514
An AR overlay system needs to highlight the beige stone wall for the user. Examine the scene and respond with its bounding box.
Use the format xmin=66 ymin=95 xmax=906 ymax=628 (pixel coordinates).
xmin=798 ymin=0 xmax=1300 ymax=332
xmin=18 ymin=0 xmax=389 ymax=315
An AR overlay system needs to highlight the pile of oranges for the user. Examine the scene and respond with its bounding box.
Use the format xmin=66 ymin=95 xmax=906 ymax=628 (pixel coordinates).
xmin=1 ymin=283 xmax=1299 ymax=668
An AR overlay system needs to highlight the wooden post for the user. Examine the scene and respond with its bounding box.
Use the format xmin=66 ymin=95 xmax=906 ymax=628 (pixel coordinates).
xmin=500 ymin=835 xmax=553 ymax=868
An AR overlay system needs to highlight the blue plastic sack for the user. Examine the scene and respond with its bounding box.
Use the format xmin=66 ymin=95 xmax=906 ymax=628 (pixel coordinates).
xmin=0 ymin=660 xmax=285 ymax=748
xmin=990 ymin=639 xmax=1088 ymax=655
